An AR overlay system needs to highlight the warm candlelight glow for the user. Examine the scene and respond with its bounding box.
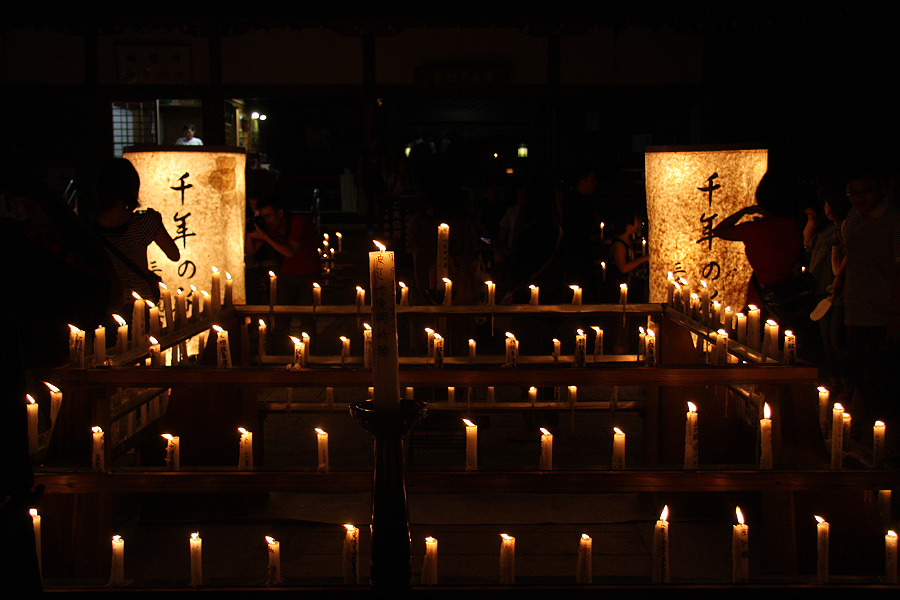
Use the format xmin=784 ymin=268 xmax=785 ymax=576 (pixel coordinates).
xmin=660 ymin=505 xmax=669 ymax=521
xmin=736 ymin=506 xmax=745 ymax=525
xmin=582 ymin=533 xmax=590 ymax=540
xmin=889 ymin=530 xmax=897 ymax=539
xmin=191 ymin=532 xmax=199 ymax=540
xmin=399 ymin=281 xmax=406 ymax=289
xmin=463 ymin=419 xmax=475 ymax=427
xmin=238 ymin=427 xmax=249 ymax=435
xmin=92 ymin=426 xmax=102 ymax=434
xmin=132 ymin=291 xmax=142 ymax=301
xmin=27 ymin=394 xmax=35 ymax=405
xmin=426 ymin=536 xmax=435 ymax=543
xmin=506 ymin=332 xmax=515 ymax=339
xmin=764 ymin=403 xmax=771 ymax=419
xmin=266 ymin=536 xmax=275 ymax=544
xmin=540 ymin=427 xmax=550 ymax=435
xmin=815 ymin=515 xmax=825 ymax=524
xmin=161 ymin=433 xmax=173 ymax=441
xmin=614 ymin=427 xmax=624 ymax=435
xmin=442 ymin=277 xmax=451 ymax=284
xmin=44 ymin=382 xmax=59 ymax=393
xmin=577 ymin=328 xmax=584 ymax=335
xmin=315 ymin=428 xmax=326 ymax=435
xmin=289 ymin=335 xmax=301 ymax=344
xmin=212 ymin=325 xmax=223 ymax=333
xmin=345 ymin=524 xmax=356 ymax=532
xmin=501 ymin=533 xmax=513 ymax=540
xmin=30 ymin=508 xmax=37 ymax=517
xmin=687 ymin=402 xmax=697 ymax=413
xmin=834 ymin=402 xmax=844 ymax=411
xmin=148 ymin=336 xmax=158 ymax=345
xmin=373 ymin=240 xmax=386 ymax=252
xmin=268 ymin=270 xmax=276 ymax=278
xmin=340 ymin=336 xmax=348 ymax=342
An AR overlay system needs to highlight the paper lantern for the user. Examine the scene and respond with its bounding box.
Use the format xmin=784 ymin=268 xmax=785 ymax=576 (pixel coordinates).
xmin=645 ymin=146 xmax=768 ymax=308
xmin=124 ymin=147 xmax=247 ymax=303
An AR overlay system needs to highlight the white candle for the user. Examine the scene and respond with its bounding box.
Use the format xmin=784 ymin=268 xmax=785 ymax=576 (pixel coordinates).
xmin=109 ymin=535 xmax=125 ymax=586
xmin=714 ymin=329 xmax=727 ymax=366
xmin=505 ymin=332 xmax=518 ymax=368
xmin=68 ymin=324 xmax=85 ymax=367
xmin=437 ymin=223 xmax=450 ymax=286
xmin=600 ymin=222 xmax=605 ymax=239
xmin=423 ymin=537 xmax=438 ymax=585
xmin=369 ymin=242 xmax=401 ymax=411
xmin=574 ymin=329 xmax=586 ymax=367
xmin=238 ymin=427 xmax=253 ymax=470
xmin=189 ymin=285 xmax=200 ymax=323
xmin=92 ymin=426 xmax=104 ymax=472
xmin=570 ymin=284 xmax=582 ymax=305
xmin=732 ymin=507 xmax=749 ymax=583
xmin=591 ymin=326 xmax=603 ymax=361
xmin=447 ymin=386 xmax=455 ymax=403
xmin=601 ymin=261 xmax=607 ymax=282
xmin=44 ymin=382 xmax=62 ymax=429
xmin=355 ymin=285 xmax=365 ymax=308
xmin=213 ymin=325 xmax=232 ymax=368
xmin=433 ymin=333 xmax=444 ymax=367
xmin=499 ymin=534 xmax=516 ymax=584
xmin=645 ymin=329 xmax=657 ymax=366
xmin=886 ymin=530 xmax=898 ymax=583
xmin=201 ymin=290 xmax=211 ymax=317
xmin=406 ymin=387 xmax=415 ymax=400
xmin=760 ymin=403 xmax=773 ymax=470
xmin=363 ymin=324 xmax=373 ymax=369
xmin=486 ymin=281 xmax=496 ymax=306
xmin=529 ymin=284 xmax=539 ymax=305
xmin=736 ymin=312 xmax=747 ymax=345
xmin=189 ymin=532 xmax=202 ymax=586
xmin=425 ymin=327 xmax=435 ymax=358
xmin=312 ymin=282 xmax=321 ymax=306
xmin=301 ymin=332 xmax=310 ymax=367
xmin=93 ymin=324 xmax=107 ymax=365
xmin=815 ymin=516 xmax=829 ymax=583
xmin=340 ymin=336 xmax=350 ymax=366
xmin=158 ymin=282 xmax=173 ymax=331
xmin=343 ymin=524 xmax=360 ymax=584
xmin=336 ymin=231 xmax=343 ymax=252
xmin=783 ymin=330 xmax=797 ymax=365
xmin=463 ymin=419 xmax=477 ymax=471
xmin=266 ymin=536 xmax=281 ymax=586
xmin=762 ymin=319 xmax=779 ymax=362
xmin=224 ymin=272 xmax=233 ymax=307
xmin=673 ymin=283 xmax=683 ymax=312
xmin=874 ymin=421 xmax=886 ymax=468
xmin=487 ymin=386 xmax=495 ymax=403
xmin=258 ymin=319 xmax=268 ymax=358
xmin=612 ymin=427 xmax=626 ymax=470
xmin=210 ymin=267 xmax=221 ymax=314
xmin=316 ymin=428 xmax=329 ymax=472
xmin=576 ymin=534 xmax=592 ymax=584
xmin=552 ymin=338 xmax=561 ymax=364
xmin=619 ymin=283 xmax=628 ymax=306
xmin=148 ymin=336 xmax=161 ymax=367
xmin=162 ymin=434 xmax=180 ymax=470
xmin=684 ymin=402 xmax=698 ymax=469
xmin=724 ymin=305 xmax=734 ymax=334
xmin=712 ymin=300 xmax=722 ymax=328
xmin=818 ymin=387 xmax=830 ymax=434
xmin=747 ymin=305 xmax=761 ymax=351
xmin=525 ymin=386 xmax=536 ymax=405
xmin=30 ymin=509 xmax=41 ymax=574
xmin=289 ymin=336 xmax=303 ymax=369
xmin=468 ymin=338 xmax=476 ymax=364
xmin=690 ymin=293 xmax=700 ymax=321
xmin=131 ymin=292 xmax=145 ymax=343
xmin=399 ymin=281 xmax=409 ymax=306
xmin=539 ymin=427 xmax=553 ymax=470
xmin=268 ymin=271 xmax=277 ymax=308
xmin=26 ymin=395 xmax=38 ymax=455
xmin=831 ymin=403 xmax=844 ymax=469
xmin=652 ymin=506 xmax=669 ymax=583
xmin=442 ymin=277 xmax=453 ymax=306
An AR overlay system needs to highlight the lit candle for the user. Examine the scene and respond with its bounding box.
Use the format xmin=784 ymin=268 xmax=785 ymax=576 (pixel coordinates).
xmin=690 ymin=293 xmax=700 ymax=321
xmin=815 ymin=516 xmax=829 ymax=584
xmin=843 ymin=412 xmax=852 ymax=447
xmin=886 ymin=530 xmax=898 ymax=583
xmin=289 ymin=336 xmax=304 ymax=369
xmin=301 ymin=332 xmax=310 ymax=367
xmin=92 ymin=426 xmax=104 ymax=472
xmin=528 ymin=386 xmax=537 ymax=404
xmin=831 ymin=403 xmax=844 ymax=469
xmin=463 ymin=419 xmax=478 ymax=471
xmin=437 ymin=223 xmax=450 ymax=286
xmin=600 ymin=221 xmax=605 ymax=239
xmin=619 ymin=283 xmax=629 ymax=306
xmin=265 ymin=536 xmax=282 ymax=586
xmin=552 ymin=338 xmax=561 ymax=364
xmin=189 ymin=285 xmax=200 ymax=323
xmin=714 ymin=329 xmax=727 ymax=366
xmin=406 ymin=387 xmax=415 ymax=400
xmin=148 ymin=335 xmax=161 ymax=367
xmin=268 ymin=271 xmax=277 ymax=308
xmin=425 ymin=327 xmax=435 ymax=358
xmin=874 ymin=421 xmax=886 ymax=468
xmin=315 ymin=428 xmax=329 ymax=472
xmin=487 ymin=386 xmax=495 ymax=403
xmin=363 ymin=323 xmax=373 ymax=369
xmin=762 ymin=319 xmax=779 ymax=362
xmin=212 ymin=325 xmax=232 ymax=368
xmin=736 ymin=312 xmax=747 ymax=345
xmin=638 ymin=327 xmax=646 ymax=360
xmin=26 ymin=395 xmax=38 ymax=455
xmin=201 ymin=290 xmax=211 ymax=317
xmin=760 ymin=402 xmax=773 ymax=470
xmin=592 ymin=326 xmax=603 ymax=361
xmin=601 ymin=261 xmax=607 ymax=282
xmin=645 ymin=329 xmax=657 ymax=366
xmin=399 ymin=281 xmax=409 ymax=306
xmin=499 ymin=534 xmax=516 ymax=585
xmin=486 ymin=280 xmax=496 ymax=306
xmin=539 ymin=427 xmax=553 ymax=470
xmin=732 ymin=507 xmax=749 ymax=583
xmin=172 ymin=287 xmax=186 ymax=329
xmin=783 ymin=330 xmax=796 ymax=365
xmin=468 ymin=338 xmax=476 ymax=364
xmin=258 ymin=319 xmax=268 ymax=358
xmin=568 ymin=385 xmax=577 ymax=404
xmin=224 ymin=272 xmax=233 ymax=307
xmin=108 ymin=534 xmax=126 ymax=586
xmin=189 ymin=532 xmax=202 ymax=587
xmin=336 ymin=231 xmax=343 ymax=252
xmin=433 ymin=333 xmax=444 ymax=367
xmin=162 ymin=433 xmax=180 ymax=470
xmin=93 ymin=324 xmax=107 ymax=365
xmin=699 ymin=280 xmax=709 ymax=322
xmin=505 ymin=332 xmax=518 ymax=368
xmin=723 ymin=306 xmax=734 ymax=334
xmin=340 ymin=336 xmax=350 ymax=366
xmin=442 ymin=277 xmax=453 ymax=306
xmin=612 ymin=427 xmax=626 ymax=470
xmin=641 ymin=237 xmax=647 ymax=256
xmin=529 ymin=284 xmax=539 ymax=305
xmin=312 ymin=282 xmax=321 ymax=306
xmin=817 ymin=386 xmax=830 ymax=434
xmin=30 ymin=509 xmax=41 ymax=574
xmin=712 ymin=300 xmax=722 ymax=328
xmin=747 ymin=305 xmax=761 ymax=351
xmin=447 ymin=386 xmax=455 ymax=403
xmin=570 ymin=284 xmax=582 ymax=305
xmin=652 ymin=506 xmax=669 ymax=583
xmin=684 ymin=402 xmax=698 ymax=469
xmin=423 ymin=537 xmax=438 ymax=585
xmin=131 ymin=292 xmax=145 ymax=343
xmin=43 ymin=382 xmax=62 ymax=429
xmin=576 ymin=534 xmax=592 ymax=584
xmin=369 ymin=241 xmax=401 ymax=411
xmin=343 ymin=524 xmax=360 ymax=584
xmin=238 ymin=427 xmax=253 ymax=470
xmin=355 ymin=286 xmax=365 ymax=307
xmin=210 ymin=267 xmax=221 ymax=314
xmin=673 ymin=282 xmax=683 ymax=312
xmin=574 ymin=329 xmax=586 ymax=367
xmin=68 ymin=324 xmax=85 ymax=367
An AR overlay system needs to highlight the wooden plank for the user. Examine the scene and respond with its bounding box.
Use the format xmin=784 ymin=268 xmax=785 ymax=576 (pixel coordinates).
xmin=236 ymin=303 xmax=666 ymax=316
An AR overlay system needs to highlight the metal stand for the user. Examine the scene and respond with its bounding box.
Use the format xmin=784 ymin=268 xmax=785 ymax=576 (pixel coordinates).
xmin=350 ymin=399 xmax=426 ymax=593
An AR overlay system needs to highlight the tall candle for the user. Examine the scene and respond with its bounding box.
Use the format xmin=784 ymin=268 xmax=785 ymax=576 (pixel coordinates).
xmin=568 ymin=385 xmax=578 ymax=405
xmin=874 ymin=421 xmax=886 ymax=468
xmin=369 ymin=242 xmax=401 ymax=411
xmin=886 ymin=530 xmax=898 ymax=583
xmin=148 ymin=336 xmax=161 ymax=367
xmin=574 ymin=329 xmax=586 ymax=367
xmin=312 ymin=282 xmax=321 ymax=306
xmin=601 ymin=261 xmax=607 ymax=282
xmin=673 ymin=283 xmax=683 ymax=313
xmin=355 ymin=286 xmax=365 ymax=308
xmin=93 ymin=324 xmax=107 ymax=365
xmin=224 ymin=272 xmax=233 ymax=307
xmin=652 ymin=505 xmax=669 ymax=583
xmin=690 ymin=293 xmax=700 ymax=321
xmin=315 ymin=428 xmax=329 ymax=472
xmin=714 ymin=329 xmax=728 ymax=366
xmin=266 ymin=536 xmax=282 ymax=586
xmin=289 ymin=336 xmax=304 ymax=369
xmin=442 ymin=277 xmax=453 ymax=306
xmin=487 ymin=386 xmax=495 ymax=403
xmin=645 ymin=329 xmax=657 ymax=366
xmin=712 ymin=300 xmax=722 ymax=329
xmin=570 ymin=285 xmax=582 ymax=305
xmin=210 ymin=267 xmax=221 ymax=314
xmin=188 ymin=285 xmax=200 ymax=323
xmin=783 ymin=330 xmax=797 ymax=365
xmin=425 ymin=328 xmax=435 ymax=358
xmin=831 ymin=403 xmax=844 ymax=469
xmin=447 ymin=386 xmax=455 ymax=403
xmin=736 ymin=312 xmax=747 ymax=345
xmin=437 ymin=223 xmax=450 ymax=286
xmin=399 ymin=281 xmax=409 ymax=306
xmin=268 ymin=271 xmax=277 ymax=308
xmin=539 ymin=427 xmax=553 ymax=470
xmin=762 ymin=319 xmax=778 ymax=362
xmin=258 ymin=319 xmax=268 ymax=358
xmin=92 ymin=426 xmax=105 ymax=472
xmin=486 ymin=281 xmax=495 ymax=306
xmin=747 ymin=305 xmax=761 ymax=351
xmin=301 ymin=332 xmax=310 ymax=367
xmin=815 ymin=516 xmax=829 ymax=584
xmin=113 ymin=314 xmax=128 ymax=355
xmin=174 ymin=288 xmax=187 ymax=329
xmin=592 ymin=326 xmax=604 ymax=361
xmin=529 ymin=284 xmax=539 ymax=305
xmin=162 ymin=434 xmax=180 ymax=470
xmin=684 ymin=402 xmax=698 ymax=469
xmin=525 ymin=386 xmax=536 ymax=405
xmin=201 ymin=290 xmax=211 ymax=317
xmin=468 ymin=338 xmax=476 ymax=364
xmin=109 ymin=535 xmax=125 ymax=586
xmin=238 ymin=427 xmax=253 ymax=470
xmin=336 ymin=231 xmax=343 ymax=252
xmin=463 ymin=419 xmax=478 ymax=471
xmin=576 ymin=534 xmax=592 ymax=584
xmin=213 ymin=325 xmax=232 ymax=368
xmin=499 ymin=534 xmax=516 ymax=585
xmin=732 ymin=507 xmax=749 ymax=583
xmin=26 ymin=395 xmax=38 ymax=455
xmin=422 ymin=537 xmax=438 ymax=585
xmin=619 ymin=283 xmax=628 ymax=306
xmin=699 ymin=280 xmax=709 ymax=322
xmin=340 ymin=336 xmax=350 ymax=366
xmin=189 ymin=532 xmax=202 ymax=587
xmin=818 ymin=387 xmax=830 ymax=434
xmin=433 ymin=333 xmax=444 ymax=367
xmin=724 ymin=306 xmax=734 ymax=334
xmin=363 ymin=324 xmax=373 ymax=368
xmin=131 ymin=292 xmax=145 ymax=343
xmin=552 ymin=338 xmax=561 ymax=364
xmin=158 ymin=282 xmax=173 ymax=332
xmin=760 ymin=402 xmax=773 ymax=470
xmin=68 ymin=325 xmax=85 ymax=367
xmin=30 ymin=509 xmax=41 ymax=574
xmin=343 ymin=524 xmax=360 ymax=584
xmin=612 ymin=427 xmax=626 ymax=470
xmin=667 ymin=273 xmax=675 ymax=305
xmin=505 ymin=332 xmax=518 ymax=368
xmin=44 ymin=382 xmax=62 ymax=429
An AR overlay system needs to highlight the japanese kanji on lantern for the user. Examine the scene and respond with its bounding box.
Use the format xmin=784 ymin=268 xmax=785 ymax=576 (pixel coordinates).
xmin=645 ymin=146 xmax=768 ymax=309
xmin=124 ymin=147 xmax=247 ymax=304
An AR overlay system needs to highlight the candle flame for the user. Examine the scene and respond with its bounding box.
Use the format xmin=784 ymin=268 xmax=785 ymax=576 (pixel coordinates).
xmin=614 ymin=427 xmax=624 ymax=435
xmin=313 ymin=282 xmax=320 ymax=289
xmin=690 ymin=292 xmax=698 ymax=300
xmin=212 ymin=266 xmax=219 ymax=274
xmin=570 ymin=284 xmax=580 ymax=291
xmin=713 ymin=300 xmax=721 ymax=307
xmin=463 ymin=419 xmax=475 ymax=427
xmin=425 ymin=536 xmax=435 ymax=543
xmin=674 ymin=282 xmax=681 ymax=290
xmin=399 ymin=281 xmax=406 ymax=289
xmin=149 ymin=336 xmax=159 ymax=345
xmin=30 ymin=509 xmax=37 ymax=517
xmin=529 ymin=284 xmax=536 ymax=290
xmin=434 ymin=333 xmax=442 ymax=340
xmin=876 ymin=420 xmax=885 ymax=427
xmin=26 ymin=394 xmax=35 ymax=405
xmin=340 ymin=336 xmax=348 ymax=342
xmin=177 ymin=287 xmax=184 ymax=295
xmin=668 ymin=271 xmax=673 ymax=279
xmin=529 ymin=386 xmax=536 ymax=393
xmin=259 ymin=319 xmax=266 ymax=327
xmin=552 ymin=338 xmax=559 ymax=343
xmin=112 ymin=535 xmax=121 ymax=542
xmin=889 ymin=530 xmax=897 ymax=539
xmin=501 ymin=533 xmax=513 ymax=540
xmin=162 ymin=434 xmax=173 ymax=441
xmin=145 ymin=300 xmax=155 ymax=308
xmin=302 ymin=332 xmax=309 ymax=339
xmin=834 ymin=403 xmax=844 ymax=411
xmin=425 ymin=327 xmax=433 ymax=334
xmin=363 ymin=323 xmax=371 ymax=330
xmin=506 ymin=332 xmax=515 ymax=339
xmin=266 ymin=536 xmax=276 ymax=544
xmin=191 ymin=532 xmax=200 ymax=540
xmin=581 ymin=533 xmax=591 ymax=540
xmin=226 ymin=272 xmax=232 ymax=280
xmin=345 ymin=524 xmax=356 ymax=532
xmin=701 ymin=280 xmax=707 ymax=288
xmin=660 ymin=505 xmax=669 ymax=521
xmin=647 ymin=329 xmax=655 ymax=338
xmin=766 ymin=319 xmax=777 ymax=326
xmin=92 ymin=426 xmax=103 ymax=433
xmin=818 ymin=386 xmax=828 ymax=393
xmin=601 ymin=261 xmax=606 ymax=268
xmin=470 ymin=338 xmax=476 ymax=344
xmin=486 ymin=280 xmax=494 ymax=286
xmin=201 ymin=290 xmax=209 ymax=298
xmin=190 ymin=285 xmax=197 ymax=292
xmin=68 ymin=324 xmax=80 ymax=333
xmin=336 ymin=232 xmax=342 ymax=238
xmin=717 ymin=329 xmax=726 ymax=336
xmin=592 ymin=326 xmax=601 ymax=333
xmin=736 ymin=507 xmax=745 ymax=525
xmin=238 ymin=427 xmax=249 ymax=435
xmin=679 ymin=278 xmax=688 ymax=285
xmin=315 ymin=428 xmax=326 ymax=435
xmin=373 ymin=240 xmax=386 ymax=252
xmin=639 ymin=326 xmax=645 ymax=334
xmin=737 ymin=312 xmax=745 ymax=318
xmin=576 ymin=329 xmax=584 ymax=336
xmin=44 ymin=382 xmax=60 ymax=393
xmin=113 ymin=314 xmax=126 ymax=327
xmin=212 ymin=325 xmax=223 ymax=333
xmin=815 ymin=515 xmax=825 ymax=524
xmin=785 ymin=329 xmax=793 ymax=336
xmin=687 ymin=401 xmax=697 ymax=413
xmin=356 ymin=286 xmax=364 ymax=293
xmin=268 ymin=271 xmax=276 ymax=278
xmin=540 ymin=427 xmax=551 ymax=436
xmin=439 ymin=223 xmax=449 ymax=229
xmin=132 ymin=291 xmax=142 ymax=301
xmin=620 ymin=283 xmax=628 ymax=290
xmin=748 ymin=304 xmax=758 ymax=311
xmin=289 ymin=336 xmax=301 ymax=345
xmin=764 ymin=403 xmax=771 ymax=419
xmin=159 ymin=282 xmax=167 ymax=290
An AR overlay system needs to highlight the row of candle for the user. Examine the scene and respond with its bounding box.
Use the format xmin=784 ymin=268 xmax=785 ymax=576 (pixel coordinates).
xmin=28 ymin=510 xmax=897 ymax=586
xmin=818 ymin=387 xmax=888 ymax=468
